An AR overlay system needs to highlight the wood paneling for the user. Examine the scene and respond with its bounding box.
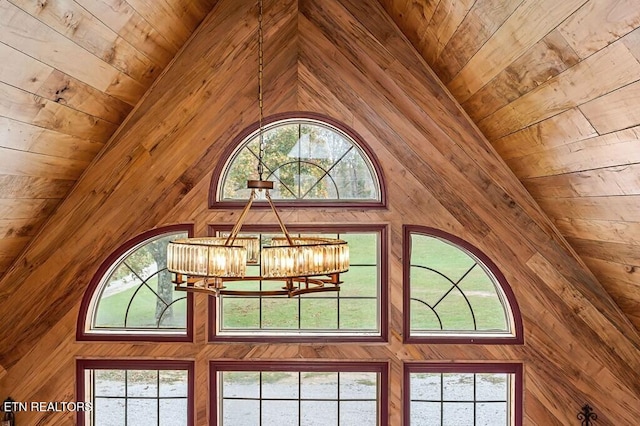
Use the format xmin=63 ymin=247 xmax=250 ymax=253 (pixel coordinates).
xmin=381 ymin=0 xmax=640 ymax=335
xmin=1 ymin=1 xmax=639 ymax=425
xmin=0 ymin=0 xmax=215 ymax=278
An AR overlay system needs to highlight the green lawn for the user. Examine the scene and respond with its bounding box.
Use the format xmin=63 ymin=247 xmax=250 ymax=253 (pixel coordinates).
xmin=94 ymin=232 xmax=508 ymax=334
xmin=95 ymin=276 xmax=187 ymax=329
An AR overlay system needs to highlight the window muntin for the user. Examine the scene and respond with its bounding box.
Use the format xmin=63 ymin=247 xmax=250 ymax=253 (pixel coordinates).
xmin=405 ymin=364 xmax=522 ymax=426
xmin=210 ymin=225 xmax=386 ymax=341
xmin=404 ymin=227 xmax=522 ymax=343
xmin=80 ymin=226 xmax=193 ymax=340
xmin=217 ymin=118 xmax=382 ymax=204
xmin=211 ymin=362 xmax=388 ymax=426
xmin=77 ymin=360 xmax=194 ymax=426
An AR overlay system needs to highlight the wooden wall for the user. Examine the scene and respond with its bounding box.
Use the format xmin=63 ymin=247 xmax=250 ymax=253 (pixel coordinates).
xmin=0 ymin=0 xmax=639 ymax=424
xmin=379 ymin=0 xmax=640 ymax=332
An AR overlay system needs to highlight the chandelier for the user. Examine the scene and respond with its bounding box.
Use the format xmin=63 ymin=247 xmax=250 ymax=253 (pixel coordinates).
xmin=166 ymin=0 xmax=349 ymax=297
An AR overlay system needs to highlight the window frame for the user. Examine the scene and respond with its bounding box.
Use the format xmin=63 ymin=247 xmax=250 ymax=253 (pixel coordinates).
xmin=403 ymin=362 xmax=523 ymax=426
xmin=208 ymin=224 xmax=388 ymax=343
xmin=76 ymin=359 xmax=195 ymax=426
xmin=403 ymin=225 xmax=523 ymax=345
xmin=210 ymin=360 xmax=389 ymax=426
xmin=76 ymin=224 xmax=195 ymax=342
xmin=209 ymin=112 xmax=387 ymax=209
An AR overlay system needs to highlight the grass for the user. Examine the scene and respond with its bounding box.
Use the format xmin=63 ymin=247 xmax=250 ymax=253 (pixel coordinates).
xmin=95 ymin=276 xmax=187 ymax=329
xmin=94 ymin=233 xmax=508 ymax=334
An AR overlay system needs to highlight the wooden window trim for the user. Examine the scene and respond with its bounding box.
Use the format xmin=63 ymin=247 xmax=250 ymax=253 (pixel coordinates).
xmin=207 ymin=224 xmax=388 ymax=343
xmin=403 ymin=225 xmax=524 ymax=345
xmin=76 ymin=224 xmax=195 ymax=342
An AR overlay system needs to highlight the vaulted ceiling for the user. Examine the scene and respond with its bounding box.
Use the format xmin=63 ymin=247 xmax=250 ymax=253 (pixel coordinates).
xmin=0 ymin=0 xmax=638 ymax=333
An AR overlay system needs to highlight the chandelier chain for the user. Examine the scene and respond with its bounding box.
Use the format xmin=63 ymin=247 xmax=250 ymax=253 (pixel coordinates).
xmin=257 ymin=0 xmax=265 ymax=181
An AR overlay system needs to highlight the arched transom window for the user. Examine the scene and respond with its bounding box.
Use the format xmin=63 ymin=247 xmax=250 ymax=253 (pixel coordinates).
xmin=404 ymin=226 xmax=522 ymax=344
xmin=215 ymin=117 xmax=383 ymax=205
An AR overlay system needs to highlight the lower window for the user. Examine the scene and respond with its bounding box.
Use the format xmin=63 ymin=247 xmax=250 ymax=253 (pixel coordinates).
xmin=211 ymin=361 xmax=388 ymax=425
xmin=404 ymin=363 xmax=522 ymax=426
xmin=77 ymin=360 xmax=194 ymax=426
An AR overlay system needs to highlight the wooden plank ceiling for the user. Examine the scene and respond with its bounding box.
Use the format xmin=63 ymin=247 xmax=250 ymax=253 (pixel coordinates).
xmin=0 ymin=0 xmax=217 ymax=274
xmin=379 ymin=0 xmax=640 ymax=331
xmin=0 ymin=0 xmax=638 ymax=333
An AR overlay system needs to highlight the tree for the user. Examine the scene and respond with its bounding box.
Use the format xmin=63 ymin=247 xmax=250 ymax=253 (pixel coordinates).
xmin=146 ymin=235 xmax=175 ymax=325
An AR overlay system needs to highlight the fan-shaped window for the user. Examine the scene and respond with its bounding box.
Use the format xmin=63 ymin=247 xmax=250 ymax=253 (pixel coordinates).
xmin=78 ymin=225 xmax=193 ymax=341
xmin=212 ymin=115 xmax=384 ymax=206
xmin=403 ymin=226 xmax=522 ymax=344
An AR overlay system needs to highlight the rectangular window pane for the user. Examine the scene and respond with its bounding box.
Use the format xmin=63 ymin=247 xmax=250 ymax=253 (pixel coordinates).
xmin=262 ymin=298 xmax=299 ymax=329
xmin=221 ymin=297 xmax=260 ymax=329
xmin=411 ymin=401 xmax=440 ymax=425
xmin=159 ymin=370 xmax=189 ymax=397
xmin=301 ymin=401 xmax=337 ymax=426
xmin=339 ymin=372 xmax=378 ymax=399
xmin=159 ymin=399 xmax=188 ymax=426
xmin=95 ymin=370 xmax=125 ymax=397
xmin=127 ymin=370 xmax=158 ymax=397
xmin=443 ymin=402 xmax=473 ymax=426
xmin=263 ymin=400 xmax=299 ymax=425
xmin=128 ymin=399 xmax=158 ymax=425
xmin=301 ymin=372 xmax=338 ymax=399
xmin=94 ymin=398 xmax=125 ymax=426
xmin=340 ymin=401 xmax=377 ymax=425
xmin=300 ymin=298 xmax=338 ymax=329
xmin=443 ymin=373 xmax=473 ymax=401
xmin=262 ymin=372 xmax=299 ymax=399
xmin=222 ymin=399 xmax=259 ymax=425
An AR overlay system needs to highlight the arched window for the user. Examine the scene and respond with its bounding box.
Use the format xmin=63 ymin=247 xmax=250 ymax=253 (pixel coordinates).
xmin=211 ymin=114 xmax=385 ymax=207
xmin=77 ymin=225 xmax=193 ymax=341
xmin=403 ymin=226 xmax=523 ymax=344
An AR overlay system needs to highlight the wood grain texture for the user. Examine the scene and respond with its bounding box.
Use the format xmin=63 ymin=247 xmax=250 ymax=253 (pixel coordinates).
xmin=445 ymin=0 xmax=588 ymax=102
xmin=382 ymin=0 xmax=640 ymax=335
xmin=0 ymin=1 xmax=639 ymax=425
xmin=433 ymin=0 xmax=524 ymax=84
xmin=0 ymin=0 xmax=214 ymax=290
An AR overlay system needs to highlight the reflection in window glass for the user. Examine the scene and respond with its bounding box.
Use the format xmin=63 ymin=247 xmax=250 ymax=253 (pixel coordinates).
xmin=215 ymin=231 xmax=381 ymax=338
xmin=213 ymin=363 xmax=385 ymax=426
xmin=220 ymin=119 xmax=381 ymax=202
xmin=408 ymin=233 xmax=512 ymax=337
xmin=92 ymin=232 xmax=188 ymax=332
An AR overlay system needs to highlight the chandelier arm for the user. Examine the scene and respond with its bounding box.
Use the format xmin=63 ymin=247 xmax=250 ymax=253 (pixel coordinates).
xmin=264 ymin=190 xmax=295 ymax=245
xmin=225 ymin=189 xmax=257 ymax=245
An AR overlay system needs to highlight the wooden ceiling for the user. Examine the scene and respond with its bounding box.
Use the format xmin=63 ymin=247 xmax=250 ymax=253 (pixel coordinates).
xmin=378 ymin=0 xmax=640 ymax=331
xmin=0 ymin=0 xmax=217 ymax=273
xmin=0 ymin=0 xmax=639 ymax=333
